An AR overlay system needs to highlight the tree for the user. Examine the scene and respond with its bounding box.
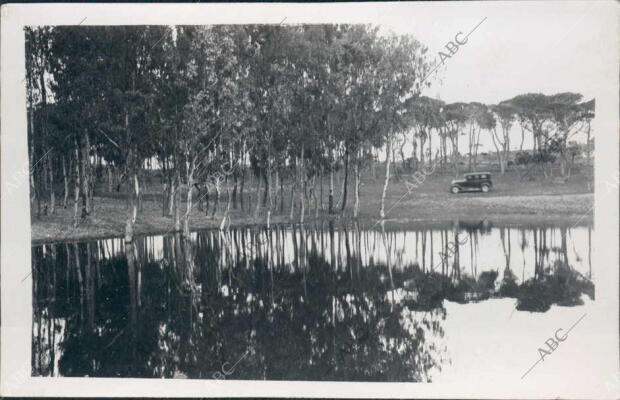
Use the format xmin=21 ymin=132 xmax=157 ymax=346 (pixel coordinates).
xmin=376 ymin=33 xmax=433 ymax=219
xmin=464 ymin=102 xmax=491 ymax=171
xmin=440 ymin=103 xmax=468 ymax=177
xmin=408 ymin=96 xmax=443 ymax=170
xmin=546 ymin=93 xmax=592 ymax=177
xmin=489 ymin=103 xmax=512 ymax=174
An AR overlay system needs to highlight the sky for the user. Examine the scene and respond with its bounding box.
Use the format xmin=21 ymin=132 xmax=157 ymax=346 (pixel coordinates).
xmin=372 ymin=1 xmax=606 ymax=154
xmin=380 ymin=1 xmax=604 ymax=104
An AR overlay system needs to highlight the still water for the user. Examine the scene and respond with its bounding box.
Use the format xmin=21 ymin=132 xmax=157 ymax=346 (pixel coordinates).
xmin=31 ymin=220 xmax=594 ymax=381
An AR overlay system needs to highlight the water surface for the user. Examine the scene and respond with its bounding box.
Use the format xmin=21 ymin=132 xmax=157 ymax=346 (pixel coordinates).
xmin=31 ymin=220 xmax=594 ymax=381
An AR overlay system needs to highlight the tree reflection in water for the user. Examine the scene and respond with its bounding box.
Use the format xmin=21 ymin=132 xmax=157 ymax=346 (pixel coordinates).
xmin=31 ymin=221 xmax=593 ymax=380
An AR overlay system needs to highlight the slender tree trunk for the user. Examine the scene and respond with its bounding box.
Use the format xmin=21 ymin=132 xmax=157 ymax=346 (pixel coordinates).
xmin=380 ymin=137 xmax=392 ymax=219
xmin=427 ymin=129 xmax=432 ymax=168
xmin=289 ymin=174 xmax=296 ymax=221
xmin=262 ymin=170 xmax=269 ymax=207
xmin=300 ymin=144 xmax=305 ymax=224
xmin=328 ymin=168 xmax=334 ymax=214
xmin=184 ymin=165 xmax=194 ymax=237
xmin=28 ymin=105 xmax=37 ymax=214
xmin=47 ymin=154 xmax=55 ymax=214
xmin=107 ymin=165 xmax=114 ymax=193
xmin=419 ymin=137 xmax=426 ymax=169
xmin=340 ymin=148 xmax=349 ymax=212
xmin=279 ymin=171 xmax=285 ymax=213
xmin=73 ymin=139 xmax=81 ymax=227
xmin=239 ymin=165 xmax=246 ymax=211
xmin=81 ymin=133 xmax=91 ymax=216
xmin=370 ymin=151 xmax=376 ymax=180
xmin=62 ymin=157 xmax=69 ymax=208
xmin=174 ymin=170 xmax=181 ymax=231
xmin=319 ymin=169 xmax=324 ymax=211
xmin=253 ymin=174 xmax=262 ymax=220
xmin=220 ymin=183 xmax=231 ymax=230
xmin=168 ymin=175 xmax=175 ymax=217
xmin=132 ymin=172 xmax=139 ymax=223
xmin=273 ymin=169 xmax=279 ymax=213
xmin=468 ymin=125 xmax=474 ymax=171
xmin=353 ymin=155 xmax=361 ymax=218
xmin=161 ymin=162 xmax=169 ymax=217
xmin=212 ymin=178 xmax=220 ymax=218
xmin=232 ymin=173 xmax=238 ymax=210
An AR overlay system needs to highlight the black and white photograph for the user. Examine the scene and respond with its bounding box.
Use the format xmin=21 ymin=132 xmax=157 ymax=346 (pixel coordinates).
xmin=1 ymin=2 xmax=618 ymax=398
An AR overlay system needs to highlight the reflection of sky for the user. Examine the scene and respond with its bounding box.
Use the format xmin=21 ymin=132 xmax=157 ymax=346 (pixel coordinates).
xmin=435 ymin=296 xmax=597 ymax=385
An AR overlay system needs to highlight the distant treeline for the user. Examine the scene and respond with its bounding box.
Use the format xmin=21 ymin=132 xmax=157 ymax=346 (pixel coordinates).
xmin=25 ymin=25 xmax=594 ymax=232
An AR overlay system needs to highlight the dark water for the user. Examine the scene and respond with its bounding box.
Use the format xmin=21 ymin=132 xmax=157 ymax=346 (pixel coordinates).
xmin=31 ymin=220 xmax=594 ymax=381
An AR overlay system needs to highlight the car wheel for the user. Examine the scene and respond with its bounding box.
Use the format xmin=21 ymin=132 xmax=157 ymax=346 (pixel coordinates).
xmin=481 ymin=184 xmax=490 ymax=193
xmin=451 ymin=186 xmax=460 ymax=194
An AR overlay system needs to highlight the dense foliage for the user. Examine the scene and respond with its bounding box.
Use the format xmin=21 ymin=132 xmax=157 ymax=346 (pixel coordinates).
xmin=25 ymin=25 xmax=594 ymax=232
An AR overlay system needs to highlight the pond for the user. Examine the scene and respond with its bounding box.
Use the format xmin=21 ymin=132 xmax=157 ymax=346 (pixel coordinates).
xmin=31 ymin=219 xmax=594 ymax=381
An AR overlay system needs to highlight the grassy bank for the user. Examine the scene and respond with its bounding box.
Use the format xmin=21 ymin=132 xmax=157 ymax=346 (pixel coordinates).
xmin=30 ymin=167 xmax=594 ymax=243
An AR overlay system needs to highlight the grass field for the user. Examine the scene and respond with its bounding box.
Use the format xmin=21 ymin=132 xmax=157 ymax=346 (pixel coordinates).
xmin=30 ymin=164 xmax=594 ymax=243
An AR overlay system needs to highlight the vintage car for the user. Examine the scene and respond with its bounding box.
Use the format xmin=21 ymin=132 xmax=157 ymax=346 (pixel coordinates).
xmin=450 ymin=172 xmax=493 ymax=194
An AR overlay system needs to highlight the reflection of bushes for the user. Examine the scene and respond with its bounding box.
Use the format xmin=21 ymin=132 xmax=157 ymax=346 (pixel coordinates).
xmin=516 ymin=260 xmax=595 ymax=312
xmin=396 ymin=261 xmax=593 ymax=314
xmin=405 ymin=272 xmax=452 ymax=311
xmin=498 ymin=269 xmax=519 ymax=298
xmin=399 ymin=268 xmax=499 ymax=310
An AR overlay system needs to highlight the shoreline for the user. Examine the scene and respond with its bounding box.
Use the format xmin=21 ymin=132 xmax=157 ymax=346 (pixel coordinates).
xmin=30 ymin=205 xmax=594 ymax=245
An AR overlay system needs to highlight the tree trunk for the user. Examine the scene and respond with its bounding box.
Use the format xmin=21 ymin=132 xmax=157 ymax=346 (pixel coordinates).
xmin=81 ymin=133 xmax=91 ymax=216
xmin=232 ymin=173 xmax=238 ymax=210
xmin=353 ymin=156 xmax=360 ymax=218
xmin=289 ymin=174 xmax=296 ymax=221
xmin=47 ymin=154 xmax=55 ymax=214
xmin=468 ymin=125 xmax=474 ymax=171
xmin=262 ymin=170 xmax=269 ymax=207
xmin=428 ymin=129 xmax=433 ymax=168
xmin=340 ymin=148 xmax=349 ymax=212
xmin=168 ymin=175 xmax=175 ymax=217
xmin=319 ymin=169 xmax=324 ymax=211
xmin=174 ymin=171 xmax=181 ymax=231
xmin=212 ymin=178 xmax=220 ymax=218
xmin=73 ymin=139 xmax=81 ymax=227
xmin=380 ymin=137 xmax=392 ymax=219
xmin=273 ymin=169 xmax=279 ymax=213
xmin=184 ymin=166 xmax=194 ymax=237
xmin=107 ymin=165 xmax=114 ymax=193
xmin=132 ymin=172 xmax=139 ymax=223
xmin=253 ymin=174 xmax=262 ymax=220
xmin=62 ymin=157 xmax=69 ymax=208
xmin=279 ymin=170 xmax=285 ymax=213
xmin=220 ymin=183 xmax=231 ymax=230
xmin=328 ymin=168 xmax=334 ymax=214
xmin=299 ymin=144 xmax=305 ymax=224
xmin=419 ymin=136 xmax=426 ymax=168
xmin=239 ymin=165 xmax=246 ymax=211
xmin=28 ymin=104 xmax=37 ymax=214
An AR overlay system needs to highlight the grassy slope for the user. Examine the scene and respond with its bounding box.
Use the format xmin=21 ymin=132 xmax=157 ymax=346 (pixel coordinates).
xmin=30 ymin=166 xmax=594 ymax=243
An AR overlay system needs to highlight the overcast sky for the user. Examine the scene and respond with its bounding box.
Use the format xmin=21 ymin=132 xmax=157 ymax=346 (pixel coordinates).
xmin=380 ymin=1 xmax=604 ymax=105
xmin=347 ymin=1 xmax=608 ymax=154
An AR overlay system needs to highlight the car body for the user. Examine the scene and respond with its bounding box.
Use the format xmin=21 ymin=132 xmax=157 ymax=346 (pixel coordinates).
xmin=450 ymin=172 xmax=493 ymax=194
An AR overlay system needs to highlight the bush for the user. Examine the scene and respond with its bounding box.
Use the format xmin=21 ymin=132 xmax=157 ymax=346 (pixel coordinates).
xmin=515 ymin=151 xmax=532 ymax=165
